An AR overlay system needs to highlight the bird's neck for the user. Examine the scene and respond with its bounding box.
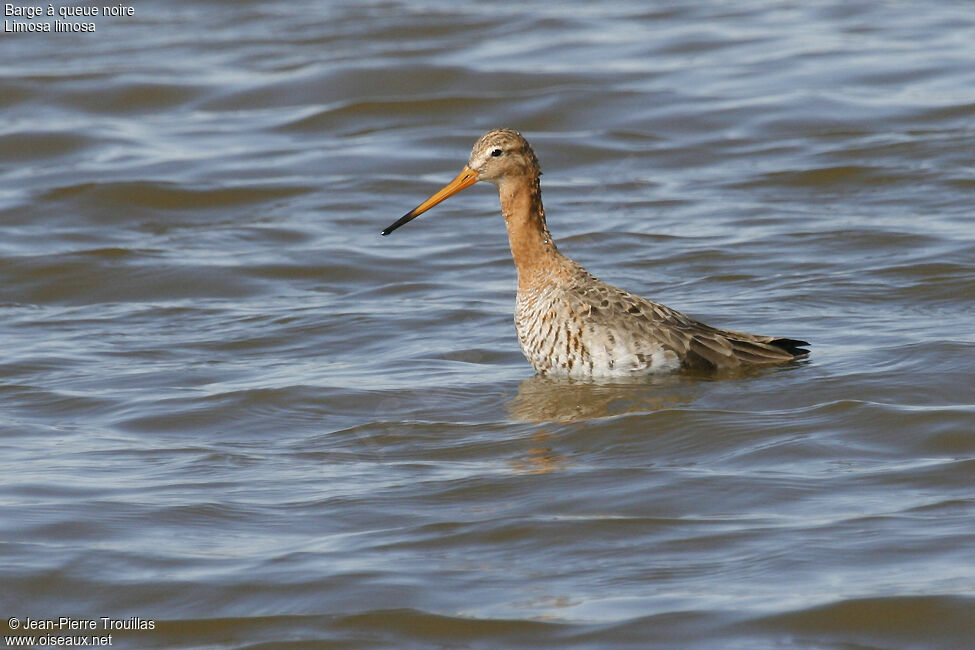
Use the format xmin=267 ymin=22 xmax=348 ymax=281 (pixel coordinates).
xmin=498 ymin=174 xmax=566 ymax=289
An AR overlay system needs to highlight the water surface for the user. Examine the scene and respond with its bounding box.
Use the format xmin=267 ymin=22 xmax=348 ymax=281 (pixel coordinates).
xmin=2 ymin=1 xmax=974 ymax=648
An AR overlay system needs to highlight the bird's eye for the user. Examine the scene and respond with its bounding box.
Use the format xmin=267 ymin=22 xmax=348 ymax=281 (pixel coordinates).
xmin=491 ymin=148 xmax=503 ymax=157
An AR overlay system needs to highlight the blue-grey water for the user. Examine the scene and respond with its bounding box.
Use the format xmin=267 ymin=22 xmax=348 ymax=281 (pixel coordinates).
xmin=2 ymin=1 xmax=974 ymax=648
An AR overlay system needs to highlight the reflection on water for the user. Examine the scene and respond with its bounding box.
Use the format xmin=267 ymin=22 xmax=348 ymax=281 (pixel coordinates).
xmin=507 ymin=374 xmax=692 ymax=423
xmin=507 ymin=429 xmax=570 ymax=474
xmin=506 ymin=362 xmax=808 ymax=423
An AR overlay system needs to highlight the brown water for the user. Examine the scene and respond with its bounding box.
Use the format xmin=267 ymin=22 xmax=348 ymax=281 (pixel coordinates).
xmin=2 ymin=1 xmax=974 ymax=648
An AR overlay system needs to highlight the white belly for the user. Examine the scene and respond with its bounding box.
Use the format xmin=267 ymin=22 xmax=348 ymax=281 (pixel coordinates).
xmin=514 ymin=292 xmax=682 ymax=379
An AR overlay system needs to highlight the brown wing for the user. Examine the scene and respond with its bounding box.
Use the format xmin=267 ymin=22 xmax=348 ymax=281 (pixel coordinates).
xmin=565 ymin=269 xmax=809 ymax=372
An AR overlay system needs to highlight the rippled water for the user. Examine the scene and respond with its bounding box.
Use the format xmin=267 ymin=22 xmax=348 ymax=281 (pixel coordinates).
xmin=2 ymin=1 xmax=974 ymax=648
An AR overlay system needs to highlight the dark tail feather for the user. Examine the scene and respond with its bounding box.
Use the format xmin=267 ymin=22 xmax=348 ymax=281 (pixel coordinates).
xmin=768 ymin=338 xmax=810 ymax=357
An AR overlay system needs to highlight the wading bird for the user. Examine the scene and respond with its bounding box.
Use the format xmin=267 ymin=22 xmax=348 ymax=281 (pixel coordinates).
xmin=382 ymin=129 xmax=808 ymax=378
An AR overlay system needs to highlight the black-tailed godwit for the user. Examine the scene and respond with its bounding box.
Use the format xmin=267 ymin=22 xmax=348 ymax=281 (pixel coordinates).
xmin=382 ymin=129 xmax=809 ymax=378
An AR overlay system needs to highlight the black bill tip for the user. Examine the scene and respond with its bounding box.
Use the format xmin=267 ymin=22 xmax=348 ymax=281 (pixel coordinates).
xmin=381 ymin=210 xmax=417 ymax=236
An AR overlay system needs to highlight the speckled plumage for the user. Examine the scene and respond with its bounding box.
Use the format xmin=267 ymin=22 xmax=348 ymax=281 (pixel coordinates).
xmin=383 ymin=128 xmax=809 ymax=378
xmin=514 ymin=259 xmax=810 ymax=378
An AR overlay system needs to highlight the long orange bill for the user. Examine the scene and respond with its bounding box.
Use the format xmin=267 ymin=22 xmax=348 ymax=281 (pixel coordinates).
xmin=381 ymin=165 xmax=479 ymax=235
